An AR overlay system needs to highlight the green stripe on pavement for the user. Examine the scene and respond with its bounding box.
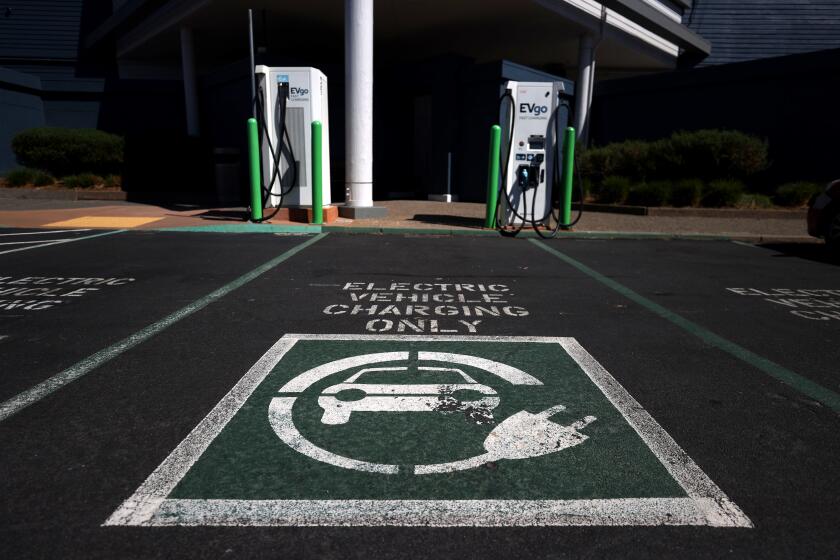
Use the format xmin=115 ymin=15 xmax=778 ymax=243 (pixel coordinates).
xmin=0 ymin=233 xmax=328 ymax=422
xmin=530 ymin=238 xmax=840 ymax=413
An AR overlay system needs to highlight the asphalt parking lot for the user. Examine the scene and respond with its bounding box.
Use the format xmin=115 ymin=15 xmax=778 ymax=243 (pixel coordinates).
xmin=1 ymin=228 xmax=838 ymax=559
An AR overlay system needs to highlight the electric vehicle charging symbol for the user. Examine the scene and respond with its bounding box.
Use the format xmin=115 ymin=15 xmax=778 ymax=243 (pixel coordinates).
xmin=318 ymin=366 xmax=500 ymax=425
xmin=268 ymin=352 xmax=596 ymax=475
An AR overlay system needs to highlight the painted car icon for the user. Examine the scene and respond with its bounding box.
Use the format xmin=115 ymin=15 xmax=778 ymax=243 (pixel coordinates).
xmin=318 ymin=366 xmax=500 ymax=425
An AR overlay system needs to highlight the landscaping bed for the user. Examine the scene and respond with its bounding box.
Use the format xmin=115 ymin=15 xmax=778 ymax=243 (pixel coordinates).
xmin=578 ymin=130 xmax=825 ymax=212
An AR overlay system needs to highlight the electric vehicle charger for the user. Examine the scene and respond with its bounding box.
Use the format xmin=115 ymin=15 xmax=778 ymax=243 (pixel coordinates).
xmin=248 ymin=66 xmax=331 ymax=222
xmin=495 ymin=86 xmax=584 ymax=238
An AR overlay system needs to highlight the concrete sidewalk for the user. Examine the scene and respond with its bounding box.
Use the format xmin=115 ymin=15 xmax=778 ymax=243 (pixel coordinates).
xmin=0 ymin=197 xmax=813 ymax=241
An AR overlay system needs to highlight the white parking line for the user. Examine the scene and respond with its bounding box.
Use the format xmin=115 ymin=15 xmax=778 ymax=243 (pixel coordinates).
xmin=0 ymin=233 xmax=327 ymax=422
xmin=0 ymin=230 xmax=124 ymax=256
xmin=0 ymin=238 xmax=75 ymax=246
xmin=0 ymin=229 xmax=92 ymax=237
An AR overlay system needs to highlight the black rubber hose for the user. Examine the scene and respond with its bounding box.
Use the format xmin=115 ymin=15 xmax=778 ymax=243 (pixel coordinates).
xmin=250 ymin=84 xmax=299 ymax=222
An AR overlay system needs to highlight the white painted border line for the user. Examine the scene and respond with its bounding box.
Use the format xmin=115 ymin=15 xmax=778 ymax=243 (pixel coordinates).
xmin=151 ymin=497 xmax=711 ymax=527
xmin=285 ymin=334 xmax=574 ymax=343
xmin=0 ymin=229 xmax=124 ymax=256
xmin=0 ymin=238 xmax=77 ymax=246
xmin=105 ymin=334 xmax=752 ymax=528
xmin=105 ymin=337 xmax=299 ymax=526
xmin=560 ymin=339 xmax=752 ymax=528
xmin=0 ymin=233 xmax=327 ymax=423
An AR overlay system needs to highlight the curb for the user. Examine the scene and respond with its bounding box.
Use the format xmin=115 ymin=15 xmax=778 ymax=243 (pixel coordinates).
xmin=0 ymin=187 xmax=126 ymax=201
xmin=151 ymin=223 xmax=817 ymax=243
xmin=0 ymin=188 xmax=808 ymax=220
xmin=580 ymin=202 xmax=806 ymax=220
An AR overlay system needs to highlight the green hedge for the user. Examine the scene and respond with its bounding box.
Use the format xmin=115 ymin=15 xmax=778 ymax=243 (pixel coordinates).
xmin=579 ymin=129 xmax=769 ymax=186
xmin=702 ymin=179 xmax=745 ymax=208
xmin=61 ymin=173 xmax=103 ymax=189
xmin=670 ymin=178 xmax=703 ymax=207
xmin=592 ymin=176 xmax=752 ymax=208
xmin=626 ymin=180 xmax=670 ymax=207
xmin=12 ymin=127 xmax=124 ymax=177
xmin=773 ymin=182 xmax=823 ymax=207
xmin=4 ymin=167 xmax=55 ymax=187
xmin=591 ymin=176 xmax=631 ymax=204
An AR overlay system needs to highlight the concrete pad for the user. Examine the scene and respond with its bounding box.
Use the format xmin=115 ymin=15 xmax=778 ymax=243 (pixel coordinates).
xmin=338 ymin=205 xmax=389 ymax=219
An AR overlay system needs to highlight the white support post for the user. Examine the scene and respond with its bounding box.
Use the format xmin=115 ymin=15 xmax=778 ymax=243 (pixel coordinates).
xmin=180 ymin=26 xmax=200 ymax=137
xmin=574 ymin=34 xmax=595 ymax=146
xmin=344 ymin=0 xmax=374 ymax=208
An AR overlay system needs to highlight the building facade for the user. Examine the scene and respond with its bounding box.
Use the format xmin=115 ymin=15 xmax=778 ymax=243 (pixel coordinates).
xmin=1 ymin=0 xmax=710 ymax=203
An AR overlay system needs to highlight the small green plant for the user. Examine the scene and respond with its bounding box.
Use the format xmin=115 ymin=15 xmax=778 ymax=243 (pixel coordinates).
xmin=11 ymin=127 xmax=124 ymax=177
xmin=103 ymin=174 xmax=122 ymax=189
xmin=579 ymin=130 xmax=769 ymax=189
xmin=61 ymin=173 xmax=103 ymax=189
xmin=592 ymin=176 xmax=631 ymax=204
xmin=702 ymin=179 xmax=745 ymax=208
xmin=4 ymin=167 xmax=55 ymax=187
xmin=4 ymin=168 xmax=36 ymax=187
xmin=626 ymin=181 xmax=670 ymax=207
xmin=737 ymin=193 xmax=774 ymax=209
xmin=670 ymin=178 xmax=703 ymax=207
xmin=773 ymin=182 xmax=823 ymax=207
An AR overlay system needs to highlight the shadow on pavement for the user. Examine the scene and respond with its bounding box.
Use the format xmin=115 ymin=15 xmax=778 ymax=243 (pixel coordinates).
xmin=195 ymin=209 xmax=250 ymax=222
xmin=409 ymin=213 xmax=485 ymax=229
xmin=757 ymin=242 xmax=839 ymax=265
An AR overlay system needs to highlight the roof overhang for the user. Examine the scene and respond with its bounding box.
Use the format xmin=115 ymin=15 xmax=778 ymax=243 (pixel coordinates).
xmin=600 ymin=0 xmax=709 ymax=55
xmin=85 ymin=0 xmax=708 ymax=74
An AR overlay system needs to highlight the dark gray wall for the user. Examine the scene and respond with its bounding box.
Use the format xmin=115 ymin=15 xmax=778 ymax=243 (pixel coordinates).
xmin=0 ymin=69 xmax=46 ymax=172
xmin=0 ymin=0 xmax=115 ymax=173
xmin=686 ymin=0 xmax=840 ymax=66
xmin=591 ymin=48 xmax=840 ymax=186
xmin=0 ymin=0 xmax=86 ymax=60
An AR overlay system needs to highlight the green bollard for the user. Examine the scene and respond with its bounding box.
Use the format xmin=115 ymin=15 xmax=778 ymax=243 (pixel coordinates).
xmin=484 ymin=125 xmax=501 ymax=228
xmin=561 ymin=126 xmax=576 ymax=228
xmin=247 ymin=118 xmax=262 ymax=222
xmin=311 ymin=121 xmax=323 ymax=225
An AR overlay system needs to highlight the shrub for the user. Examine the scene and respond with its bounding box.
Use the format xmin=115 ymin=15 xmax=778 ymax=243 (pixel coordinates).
xmin=702 ymin=179 xmax=745 ymax=207
xmin=773 ymin=182 xmax=823 ymax=207
xmin=580 ymin=130 xmax=769 ymax=187
xmin=103 ymin=174 xmax=122 ymax=189
xmin=61 ymin=173 xmax=103 ymax=189
xmin=737 ymin=193 xmax=774 ymax=209
xmin=670 ymin=178 xmax=703 ymax=207
xmin=4 ymin=167 xmax=55 ymax=187
xmin=626 ymin=180 xmax=670 ymax=207
xmin=592 ymin=176 xmax=631 ymax=204
xmin=12 ymin=127 xmax=124 ymax=177
xmin=579 ymin=141 xmax=657 ymax=184
xmin=4 ymin=168 xmax=36 ymax=187
xmin=663 ymin=130 xmax=768 ymax=181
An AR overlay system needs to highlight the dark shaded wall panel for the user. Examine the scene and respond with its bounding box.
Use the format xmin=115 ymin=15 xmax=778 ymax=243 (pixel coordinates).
xmin=686 ymin=0 xmax=840 ymax=66
xmin=591 ymin=49 xmax=840 ymax=185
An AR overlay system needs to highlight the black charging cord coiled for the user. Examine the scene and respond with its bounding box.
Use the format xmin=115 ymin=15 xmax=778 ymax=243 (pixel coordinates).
xmin=248 ymin=83 xmax=299 ymax=222
xmin=496 ymin=89 xmax=584 ymax=238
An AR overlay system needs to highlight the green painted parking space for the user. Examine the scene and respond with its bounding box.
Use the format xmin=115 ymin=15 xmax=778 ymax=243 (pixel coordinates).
xmin=108 ymin=334 xmax=749 ymax=527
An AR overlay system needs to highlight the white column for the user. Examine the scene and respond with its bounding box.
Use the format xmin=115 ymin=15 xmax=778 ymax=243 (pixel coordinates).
xmin=344 ymin=0 xmax=374 ymax=207
xmin=574 ymin=34 xmax=595 ymax=146
xmin=180 ymin=26 xmax=200 ymax=137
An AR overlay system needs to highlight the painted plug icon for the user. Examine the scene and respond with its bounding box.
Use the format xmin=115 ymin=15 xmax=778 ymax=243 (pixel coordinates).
xmin=482 ymin=404 xmax=596 ymax=460
xmin=415 ymin=404 xmax=596 ymax=474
